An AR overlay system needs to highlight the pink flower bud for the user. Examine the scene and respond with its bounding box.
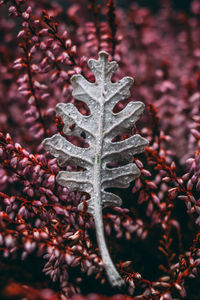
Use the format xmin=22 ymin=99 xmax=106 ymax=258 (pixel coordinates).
xmin=22 ymin=12 xmax=29 ymax=20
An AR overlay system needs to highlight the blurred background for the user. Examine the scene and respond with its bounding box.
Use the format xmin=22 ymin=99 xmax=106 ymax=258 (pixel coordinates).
xmin=56 ymin=0 xmax=193 ymax=12
xmin=119 ymin=0 xmax=192 ymax=11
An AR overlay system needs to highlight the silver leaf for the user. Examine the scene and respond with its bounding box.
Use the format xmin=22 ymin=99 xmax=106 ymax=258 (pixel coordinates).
xmin=43 ymin=51 xmax=149 ymax=288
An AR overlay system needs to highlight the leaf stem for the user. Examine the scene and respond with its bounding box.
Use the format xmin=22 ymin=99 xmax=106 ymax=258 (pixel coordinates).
xmin=93 ymin=55 xmax=124 ymax=287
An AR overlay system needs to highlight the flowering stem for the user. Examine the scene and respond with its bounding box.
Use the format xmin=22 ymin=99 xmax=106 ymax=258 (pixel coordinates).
xmin=107 ymin=0 xmax=117 ymax=58
xmin=23 ymin=39 xmax=49 ymax=138
xmin=88 ymin=0 xmax=101 ymax=51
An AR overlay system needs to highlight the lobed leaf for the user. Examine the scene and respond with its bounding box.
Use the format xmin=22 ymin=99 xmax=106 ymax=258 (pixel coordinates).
xmin=43 ymin=51 xmax=148 ymax=288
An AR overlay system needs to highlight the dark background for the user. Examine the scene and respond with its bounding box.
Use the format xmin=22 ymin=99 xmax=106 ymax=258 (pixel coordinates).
xmin=117 ymin=0 xmax=192 ymax=11
xmin=57 ymin=0 xmax=193 ymax=13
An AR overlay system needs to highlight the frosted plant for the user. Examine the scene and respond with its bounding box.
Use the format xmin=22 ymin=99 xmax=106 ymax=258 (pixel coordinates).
xmin=42 ymin=51 xmax=148 ymax=288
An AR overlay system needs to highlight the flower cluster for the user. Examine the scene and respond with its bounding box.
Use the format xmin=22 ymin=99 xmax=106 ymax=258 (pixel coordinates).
xmin=0 ymin=0 xmax=200 ymax=299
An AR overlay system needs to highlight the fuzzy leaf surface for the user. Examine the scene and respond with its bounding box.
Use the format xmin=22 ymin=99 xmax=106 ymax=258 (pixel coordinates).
xmin=43 ymin=51 xmax=148 ymax=287
xmin=43 ymin=51 xmax=148 ymax=214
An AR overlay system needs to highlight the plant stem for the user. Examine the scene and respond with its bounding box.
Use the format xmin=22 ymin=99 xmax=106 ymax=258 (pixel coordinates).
xmin=93 ymin=55 xmax=124 ymax=287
